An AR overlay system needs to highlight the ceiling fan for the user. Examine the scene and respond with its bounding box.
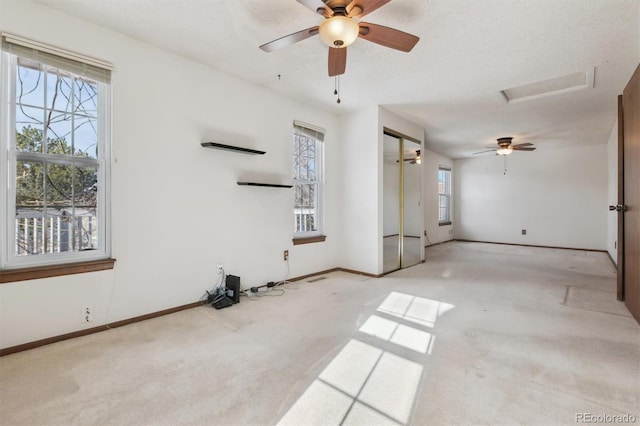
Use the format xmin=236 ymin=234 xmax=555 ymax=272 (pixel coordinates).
xmin=259 ymin=0 xmax=420 ymax=77
xmin=397 ymin=149 xmax=421 ymax=164
xmin=473 ymin=137 xmax=536 ymax=156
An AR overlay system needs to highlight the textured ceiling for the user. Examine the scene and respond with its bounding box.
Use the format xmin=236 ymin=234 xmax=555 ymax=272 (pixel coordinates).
xmin=33 ymin=0 xmax=640 ymax=158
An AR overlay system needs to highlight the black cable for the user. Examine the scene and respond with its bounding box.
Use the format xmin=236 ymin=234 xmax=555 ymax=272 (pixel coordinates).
xmin=425 ymin=229 xmax=433 ymax=246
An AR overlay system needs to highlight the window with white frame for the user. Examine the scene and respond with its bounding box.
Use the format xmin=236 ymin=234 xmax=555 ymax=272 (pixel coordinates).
xmin=293 ymin=121 xmax=324 ymax=239
xmin=1 ymin=34 xmax=112 ymax=270
xmin=438 ymin=167 xmax=451 ymax=224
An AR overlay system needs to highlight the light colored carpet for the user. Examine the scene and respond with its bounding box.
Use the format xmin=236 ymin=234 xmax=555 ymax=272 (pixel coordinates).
xmin=1 ymin=242 xmax=638 ymax=425
xmin=564 ymin=286 xmax=632 ymax=317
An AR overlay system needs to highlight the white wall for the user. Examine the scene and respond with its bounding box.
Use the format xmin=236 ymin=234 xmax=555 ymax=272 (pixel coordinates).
xmin=422 ymin=148 xmax=454 ymax=245
xmin=607 ymin=120 xmax=618 ymax=263
xmin=454 ymin=144 xmax=607 ymax=250
xmin=0 ymin=1 xmax=342 ymax=348
xmin=338 ymin=106 xmax=380 ymax=275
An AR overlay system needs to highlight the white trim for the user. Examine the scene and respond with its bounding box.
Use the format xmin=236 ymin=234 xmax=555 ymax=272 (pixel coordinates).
xmin=1 ymin=32 xmax=113 ymax=71
xmin=293 ymin=120 xmax=325 ymax=135
xmin=293 ymin=122 xmax=324 ymax=238
xmin=501 ymin=68 xmax=595 ymax=104
xmin=0 ymin=44 xmax=112 ymax=269
xmin=0 ymin=50 xmax=10 ymax=268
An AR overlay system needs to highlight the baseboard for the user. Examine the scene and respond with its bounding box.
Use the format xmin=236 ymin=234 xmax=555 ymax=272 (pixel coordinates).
xmin=454 ymin=239 xmax=608 ymax=253
xmin=0 ymin=301 xmax=202 ymax=357
xmin=335 ymin=267 xmax=382 ymax=278
xmin=607 ymin=251 xmax=617 ymax=268
xmin=285 ymin=267 xmax=381 ymax=283
xmin=425 ymin=239 xmax=454 ymax=248
xmin=1 ymin=267 xmax=381 ymax=356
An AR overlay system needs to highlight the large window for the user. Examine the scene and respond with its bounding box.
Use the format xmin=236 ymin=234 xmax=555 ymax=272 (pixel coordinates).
xmin=293 ymin=121 xmax=324 ymax=241
xmin=1 ymin=34 xmax=112 ymax=271
xmin=438 ymin=167 xmax=451 ymax=225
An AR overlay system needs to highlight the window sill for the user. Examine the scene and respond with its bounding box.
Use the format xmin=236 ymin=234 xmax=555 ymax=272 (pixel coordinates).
xmin=0 ymin=258 xmax=116 ymax=284
xmin=293 ymin=235 xmax=327 ymax=246
xmin=439 ymin=221 xmax=452 ymax=226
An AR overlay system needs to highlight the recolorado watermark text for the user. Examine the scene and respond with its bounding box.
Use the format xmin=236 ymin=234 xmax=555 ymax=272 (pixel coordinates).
xmin=576 ymin=413 xmax=637 ymax=423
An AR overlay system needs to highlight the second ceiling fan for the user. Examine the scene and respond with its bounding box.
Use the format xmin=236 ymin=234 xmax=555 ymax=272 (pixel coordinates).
xmin=259 ymin=0 xmax=420 ymax=77
xmin=473 ymin=137 xmax=536 ymax=156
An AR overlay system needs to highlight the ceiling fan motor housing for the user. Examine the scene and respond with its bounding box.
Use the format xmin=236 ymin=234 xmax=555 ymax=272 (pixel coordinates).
xmin=497 ymin=137 xmax=513 ymax=147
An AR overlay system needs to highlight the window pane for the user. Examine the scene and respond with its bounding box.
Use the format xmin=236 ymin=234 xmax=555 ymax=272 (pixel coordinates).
xmin=15 ymin=160 xmax=46 ymax=256
xmin=16 ymin=58 xmax=44 ymax=108
xmin=16 ymin=120 xmax=44 ymax=153
xmin=74 ymin=78 xmax=98 ymax=117
xmin=46 ymin=163 xmax=73 ymax=210
xmin=74 ymin=116 xmax=98 ymax=158
xmin=75 ymin=165 xmax=98 ymax=251
xmin=15 ymin=211 xmax=46 ymax=256
xmin=76 ymin=212 xmax=98 ymax=251
xmin=46 ymin=112 xmax=73 ymax=156
xmin=308 ymin=157 xmax=315 ymax=180
xmin=293 ymin=183 xmax=319 ymax=233
xmin=75 ymin=165 xmax=98 ymax=209
xmin=16 ymin=160 xmax=45 ymax=210
xmin=294 ymin=184 xmax=302 ymax=207
xmin=47 ymin=70 xmax=73 ymax=114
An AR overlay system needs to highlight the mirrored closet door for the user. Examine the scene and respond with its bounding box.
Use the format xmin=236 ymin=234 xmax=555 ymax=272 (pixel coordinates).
xmin=382 ymin=129 xmax=423 ymax=274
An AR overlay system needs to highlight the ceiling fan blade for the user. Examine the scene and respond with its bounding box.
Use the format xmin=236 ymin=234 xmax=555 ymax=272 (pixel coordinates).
xmin=328 ymin=47 xmax=347 ymax=76
xmin=296 ymin=0 xmax=333 ymax=17
xmin=259 ymin=27 xmax=320 ymax=52
xmin=473 ymin=149 xmax=498 ymax=155
xmin=347 ymin=0 xmax=391 ymax=18
xmin=358 ymin=22 xmax=419 ymax=52
xmin=512 ymin=142 xmax=534 ymax=147
xmin=512 ymin=147 xmax=536 ymax=151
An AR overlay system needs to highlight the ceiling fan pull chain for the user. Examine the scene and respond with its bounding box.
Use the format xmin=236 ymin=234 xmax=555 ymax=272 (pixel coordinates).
xmin=504 ymin=156 xmax=507 ymax=175
xmin=334 ymin=76 xmax=338 ymax=95
xmin=337 ymin=76 xmax=341 ymax=104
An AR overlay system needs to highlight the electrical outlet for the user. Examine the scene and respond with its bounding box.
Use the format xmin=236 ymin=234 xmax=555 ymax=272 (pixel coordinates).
xmin=217 ymin=263 xmax=223 ymax=273
xmin=522 ymin=229 xmax=527 ymax=235
xmin=284 ymin=250 xmax=289 ymax=261
xmin=82 ymin=306 xmax=93 ymax=323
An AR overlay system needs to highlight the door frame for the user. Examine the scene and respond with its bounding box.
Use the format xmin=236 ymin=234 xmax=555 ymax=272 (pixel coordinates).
xmin=617 ymin=94 xmax=624 ymax=301
xmin=382 ymin=127 xmax=423 ymax=272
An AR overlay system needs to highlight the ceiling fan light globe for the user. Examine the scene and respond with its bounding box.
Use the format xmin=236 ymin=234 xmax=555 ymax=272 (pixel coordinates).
xmin=496 ymin=147 xmax=513 ymax=156
xmin=319 ymin=16 xmax=359 ymax=48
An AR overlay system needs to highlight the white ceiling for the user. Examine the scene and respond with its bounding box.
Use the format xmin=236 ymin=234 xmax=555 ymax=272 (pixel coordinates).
xmin=34 ymin=0 xmax=640 ymax=158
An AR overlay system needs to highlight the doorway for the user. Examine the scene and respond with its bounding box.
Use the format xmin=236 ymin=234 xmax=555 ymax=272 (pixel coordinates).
xmin=382 ymin=128 xmax=423 ymax=274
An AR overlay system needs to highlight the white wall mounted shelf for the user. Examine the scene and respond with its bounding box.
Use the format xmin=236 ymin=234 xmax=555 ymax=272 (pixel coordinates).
xmin=236 ymin=182 xmax=293 ymax=188
xmin=201 ymin=142 xmax=265 ymax=155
